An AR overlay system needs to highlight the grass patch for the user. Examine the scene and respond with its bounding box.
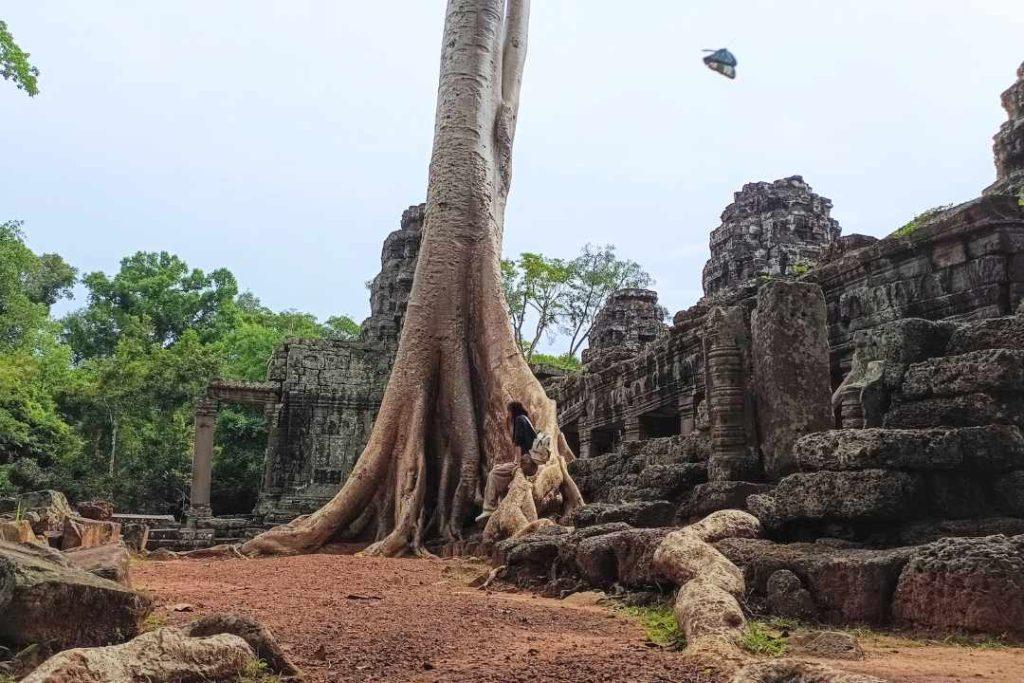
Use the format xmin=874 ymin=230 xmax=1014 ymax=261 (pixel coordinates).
xmin=938 ymin=633 xmax=1012 ymax=650
xmin=140 ymin=613 xmax=167 ymax=632
xmin=619 ymin=604 xmax=686 ymax=649
xmin=742 ymin=621 xmax=788 ymax=657
xmin=235 ymin=659 xmax=281 ymax=683
xmin=891 ymin=204 xmax=952 ymax=238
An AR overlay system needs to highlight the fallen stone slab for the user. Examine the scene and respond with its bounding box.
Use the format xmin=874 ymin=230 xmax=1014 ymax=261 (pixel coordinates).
xmin=64 ymin=541 xmax=132 ymax=585
xmin=61 ymin=515 xmax=121 ymax=550
xmin=0 ymin=539 xmax=151 ymax=649
xmin=575 ymin=527 xmax=672 ymax=589
xmin=901 ymin=349 xmax=1024 ymax=399
xmin=715 ymin=538 xmax=915 ymax=625
xmin=0 ymin=519 xmax=40 ymax=544
xmin=892 ymin=534 xmax=1024 ymax=636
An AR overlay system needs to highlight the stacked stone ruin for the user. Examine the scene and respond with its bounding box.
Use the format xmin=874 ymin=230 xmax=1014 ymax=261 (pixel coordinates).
xmin=502 ymin=63 xmax=1024 ymax=637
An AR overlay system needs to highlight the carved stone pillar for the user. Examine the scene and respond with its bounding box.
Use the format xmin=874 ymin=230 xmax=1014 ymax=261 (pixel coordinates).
xmin=679 ymin=392 xmax=696 ymax=436
xmin=578 ymin=428 xmax=592 ymax=459
xmin=837 ymin=383 xmax=865 ymax=429
xmin=623 ymin=416 xmax=641 ymax=443
xmin=707 ymin=338 xmax=750 ymax=481
xmin=188 ymin=398 xmax=217 ymax=520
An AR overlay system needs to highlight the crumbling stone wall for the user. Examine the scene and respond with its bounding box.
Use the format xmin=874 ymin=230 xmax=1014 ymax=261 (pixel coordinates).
xmin=254 ymin=205 xmax=423 ymax=523
xmin=985 ymin=61 xmax=1024 ymax=199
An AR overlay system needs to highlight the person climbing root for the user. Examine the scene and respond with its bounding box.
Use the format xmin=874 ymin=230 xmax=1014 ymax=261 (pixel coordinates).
xmin=476 ymin=401 xmax=541 ymax=523
xmin=478 ymin=402 xmax=583 ymax=543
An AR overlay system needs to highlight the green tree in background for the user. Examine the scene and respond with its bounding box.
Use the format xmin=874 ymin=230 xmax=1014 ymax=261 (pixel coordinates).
xmin=502 ymin=244 xmax=652 ymax=362
xmin=0 ymin=223 xmax=78 ymax=493
xmin=0 ymin=20 xmax=39 ymax=96
xmin=63 ymin=251 xmax=238 ymax=360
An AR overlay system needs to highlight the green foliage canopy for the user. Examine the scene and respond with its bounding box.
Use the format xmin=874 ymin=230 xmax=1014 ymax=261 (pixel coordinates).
xmin=0 ymin=20 xmax=39 ymax=96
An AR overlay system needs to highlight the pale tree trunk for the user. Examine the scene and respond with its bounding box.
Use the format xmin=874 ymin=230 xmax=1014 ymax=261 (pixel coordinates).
xmin=242 ymin=0 xmax=582 ymax=559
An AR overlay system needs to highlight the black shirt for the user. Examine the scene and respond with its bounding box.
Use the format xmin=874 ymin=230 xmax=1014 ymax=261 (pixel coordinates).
xmin=512 ymin=414 xmax=537 ymax=455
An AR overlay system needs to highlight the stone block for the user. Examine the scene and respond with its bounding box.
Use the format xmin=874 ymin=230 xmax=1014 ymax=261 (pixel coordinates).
xmin=715 ymin=537 xmax=914 ymax=624
xmin=0 ymin=490 xmax=74 ymax=538
xmin=64 ymin=541 xmax=132 ymax=585
xmin=674 ymin=481 xmax=773 ymax=521
xmin=893 ymin=534 xmax=1024 ymax=636
xmin=994 ymin=470 xmax=1024 ymax=516
xmin=0 ymin=519 xmax=40 ymax=544
xmin=570 ymin=501 xmax=674 ymax=529
xmin=61 ymin=516 xmax=121 ymax=550
xmin=901 ymin=349 xmax=1024 ymax=399
xmin=0 ymin=539 xmax=151 ymax=649
xmin=767 ymin=569 xmax=818 ymax=620
xmin=76 ymin=499 xmax=115 ymax=521
xmin=885 ymin=393 xmax=1024 ymax=429
xmin=751 ymin=280 xmax=834 ymax=479
xmin=747 ymin=470 xmax=925 ymax=527
xmin=959 ymin=425 xmax=1024 ymax=471
xmin=792 ymin=428 xmax=961 ymax=471
xmin=946 ymin=315 xmax=1024 ymax=354
xmin=575 ymin=527 xmax=672 ymax=589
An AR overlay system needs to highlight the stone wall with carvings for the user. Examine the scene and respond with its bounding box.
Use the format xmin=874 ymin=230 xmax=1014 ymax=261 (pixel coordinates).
xmin=253 ymin=205 xmax=423 ymax=523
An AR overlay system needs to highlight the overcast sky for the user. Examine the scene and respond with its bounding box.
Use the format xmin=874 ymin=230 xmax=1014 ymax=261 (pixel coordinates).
xmin=2 ymin=2 xmax=1022 ymax=350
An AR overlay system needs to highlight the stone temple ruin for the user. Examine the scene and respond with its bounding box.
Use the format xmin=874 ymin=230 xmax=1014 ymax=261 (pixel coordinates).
xmin=161 ymin=62 xmax=1024 ymax=636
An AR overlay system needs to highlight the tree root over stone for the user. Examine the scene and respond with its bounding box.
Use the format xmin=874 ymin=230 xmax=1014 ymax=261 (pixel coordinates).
xmin=651 ymin=510 xmax=885 ymax=683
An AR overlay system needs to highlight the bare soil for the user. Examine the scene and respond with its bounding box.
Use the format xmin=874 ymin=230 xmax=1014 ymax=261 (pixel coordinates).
xmin=134 ymin=551 xmax=1024 ymax=683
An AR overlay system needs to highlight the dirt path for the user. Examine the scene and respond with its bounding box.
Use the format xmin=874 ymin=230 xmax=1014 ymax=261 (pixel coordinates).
xmin=134 ymin=552 xmax=1024 ymax=683
xmin=134 ymin=552 xmax=702 ymax=682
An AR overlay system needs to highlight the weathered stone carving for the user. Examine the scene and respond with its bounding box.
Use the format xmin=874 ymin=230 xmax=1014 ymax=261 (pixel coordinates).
xmin=582 ymin=288 xmax=667 ymax=364
xmin=984 ymin=61 xmax=1024 ymax=199
xmin=702 ymin=175 xmax=840 ymax=296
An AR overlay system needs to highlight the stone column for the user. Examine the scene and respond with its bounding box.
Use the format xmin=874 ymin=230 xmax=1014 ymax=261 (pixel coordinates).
xmin=623 ymin=416 xmax=641 ymax=443
xmin=578 ymin=428 xmax=592 ymax=459
xmin=188 ymin=398 xmax=217 ymax=519
xmin=707 ymin=337 xmax=750 ymax=481
xmin=679 ymin=392 xmax=696 ymax=436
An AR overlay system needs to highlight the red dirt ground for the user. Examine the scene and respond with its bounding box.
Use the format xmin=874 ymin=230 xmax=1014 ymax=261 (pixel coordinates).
xmin=134 ymin=552 xmax=1024 ymax=683
xmin=134 ymin=552 xmax=704 ymax=682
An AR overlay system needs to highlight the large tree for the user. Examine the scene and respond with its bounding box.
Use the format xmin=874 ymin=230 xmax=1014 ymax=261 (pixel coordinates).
xmin=244 ymin=0 xmax=581 ymax=558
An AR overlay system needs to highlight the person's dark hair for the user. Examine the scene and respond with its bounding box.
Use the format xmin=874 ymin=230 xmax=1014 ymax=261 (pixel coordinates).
xmin=507 ymin=401 xmax=528 ymax=419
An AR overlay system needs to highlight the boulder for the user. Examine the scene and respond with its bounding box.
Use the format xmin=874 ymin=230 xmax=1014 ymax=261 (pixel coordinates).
xmin=892 ymin=534 xmax=1024 ymax=636
xmin=791 ymin=428 xmax=961 ymax=471
xmin=787 ymin=630 xmax=864 ymax=660
xmin=64 ymin=541 xmax=132 ymax=585
xmin=675 ymin=481 xmax=772 ymax=521
xmin=20 ymin=627 xmax=254 ymax=683
xmin=750 ymin=281 xmax=833 ymax=479
xmin=61 ymin=515 xmax=121 ymax=550
xmin=747 ymin=470 xmax=925 ymax=528
xmin=766 ymin=569 xmax=818 ymax=621
xmin=76 ymin=500 xmax=115 ymax=521
xmin=570 ymin=500 xmax=674 ymax=528
xmin=0 ymin=490 xmax=74 ymax=538
xmin=0 ymin=539 xmax=151 ymax=649
xmin=715 ymin=538 xmax=915 ymax=624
